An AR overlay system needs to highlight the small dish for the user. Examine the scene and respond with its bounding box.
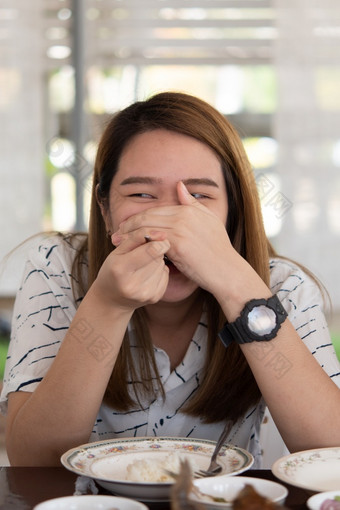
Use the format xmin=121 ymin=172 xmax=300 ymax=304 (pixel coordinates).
xmin=272 ymin=447 xmax=340 ymax=492
xmin=307 ymin=491 xmax=340 ymax=510
xmin=33 ymin=495 xmax=148 ymax=510
xmin=61 ymin=437 xmax=254 ymax=502
xmin=189 ymin=475 xmax=288 ymax=509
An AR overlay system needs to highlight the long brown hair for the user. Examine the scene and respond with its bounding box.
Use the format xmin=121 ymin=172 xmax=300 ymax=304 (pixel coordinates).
xmin=75 ymin=92 xmax=271 ymax=423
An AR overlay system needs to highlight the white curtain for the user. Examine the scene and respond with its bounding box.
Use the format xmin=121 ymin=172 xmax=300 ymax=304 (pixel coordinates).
xmin=0 ymin=1 xmax=45 ymax=295
xmin=274 ymin=0 xmax=340 ymax=309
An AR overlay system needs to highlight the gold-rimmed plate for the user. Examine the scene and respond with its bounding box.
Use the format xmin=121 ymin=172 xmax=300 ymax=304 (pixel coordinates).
xmin=61 ymin=437 xmax=254 ymax=502
xmin=272 ymin=447 xmax=340 ymax=493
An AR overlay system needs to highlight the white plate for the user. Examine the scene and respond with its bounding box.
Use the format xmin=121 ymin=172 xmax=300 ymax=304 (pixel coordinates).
xmin=33 ymin=495 xmax=148 ymax=510
xmin=189 ymin=475 xmax=288 ymax=509
xmin=272 ymin=447 xmax=340 ymax=492
xmin=307 ymin=491 xmax=340 ymax=510
xmin=61 ymin=437 xmax=254 ymax=502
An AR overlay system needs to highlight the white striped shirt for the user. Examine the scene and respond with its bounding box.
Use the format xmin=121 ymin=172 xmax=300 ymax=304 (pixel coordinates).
xmin=1 ymin=235 xmax=339 ymax=467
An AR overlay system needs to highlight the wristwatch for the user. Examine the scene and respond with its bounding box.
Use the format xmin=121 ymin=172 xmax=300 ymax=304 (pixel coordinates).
xmin=219 ymin=294 xmax=288 ymax=348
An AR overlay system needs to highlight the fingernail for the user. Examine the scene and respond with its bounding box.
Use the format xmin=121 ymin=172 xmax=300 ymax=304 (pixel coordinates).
xmin=111 ymin=231 xmax=122 ymax=246
xmin=179 ymin=181 xmax=190 ymax=194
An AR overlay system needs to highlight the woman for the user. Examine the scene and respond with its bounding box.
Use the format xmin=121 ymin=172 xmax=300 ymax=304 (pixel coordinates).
xmin=1 ymin=92 xmax=340 ymax=466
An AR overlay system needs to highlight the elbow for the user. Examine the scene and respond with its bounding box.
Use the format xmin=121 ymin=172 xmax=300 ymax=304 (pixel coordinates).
xmin=6 ymin=431 xmax=62 ymax=467
xmin=286 ymin=435 xmax=340 ymax=455
xmin=6 ymin=443 xmax=62 ymax=467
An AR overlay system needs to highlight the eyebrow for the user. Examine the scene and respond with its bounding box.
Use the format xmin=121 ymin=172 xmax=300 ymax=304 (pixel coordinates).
xmin=183 ymin=178 xmax=219 ymax=188
xmin=119 ymin=176 xmax=162 ymax=185
xmin=119 ymin=176 xmax=219 ymax=188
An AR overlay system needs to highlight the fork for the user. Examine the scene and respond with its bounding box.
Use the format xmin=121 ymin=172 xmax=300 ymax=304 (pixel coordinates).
xmin=194 ymin=421 xmax=232 ymax=478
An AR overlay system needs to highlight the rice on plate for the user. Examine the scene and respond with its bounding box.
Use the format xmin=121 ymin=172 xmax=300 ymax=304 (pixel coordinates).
xmin=126 ymin=452 xmax=198 ymax=482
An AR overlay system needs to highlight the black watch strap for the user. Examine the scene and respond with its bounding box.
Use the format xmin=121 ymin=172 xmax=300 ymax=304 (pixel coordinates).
xmin=219 ymin=294 xmax=287 ymax=348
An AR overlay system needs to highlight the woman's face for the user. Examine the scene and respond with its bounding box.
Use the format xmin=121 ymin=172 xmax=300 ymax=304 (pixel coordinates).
xmin=102 ymin=129 xmax=228 ymax=302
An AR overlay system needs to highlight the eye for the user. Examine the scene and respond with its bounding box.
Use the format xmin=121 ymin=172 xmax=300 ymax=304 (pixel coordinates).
xmin=129 ymin=192 xmax=154 ymax=199
xmin=190 ymin=192 xmax=209 ymax=199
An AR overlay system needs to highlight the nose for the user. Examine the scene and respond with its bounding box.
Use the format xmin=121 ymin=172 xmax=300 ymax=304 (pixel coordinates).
xmin=158 ymin=187 xmax=181 ymax=206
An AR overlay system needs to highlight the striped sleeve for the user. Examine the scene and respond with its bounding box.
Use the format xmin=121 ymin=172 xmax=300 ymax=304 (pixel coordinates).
xmin=0 ymin=235 xmax=85 ymax=414
xmin=270 ymin=258 xmax=340 ymax=386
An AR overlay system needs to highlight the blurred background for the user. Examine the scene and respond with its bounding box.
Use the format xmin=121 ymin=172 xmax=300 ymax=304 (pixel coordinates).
xmin=1 ymin=0 xmax=340 ymax=466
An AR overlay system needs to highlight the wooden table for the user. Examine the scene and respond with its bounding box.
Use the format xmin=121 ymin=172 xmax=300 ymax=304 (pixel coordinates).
xmin=0 ymin=466 xmax=312 ymax=509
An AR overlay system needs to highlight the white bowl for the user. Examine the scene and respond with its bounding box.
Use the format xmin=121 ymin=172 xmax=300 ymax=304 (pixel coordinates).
xmin=33 ymin=495 xmax=149 ymax=510
xmin=307 ymin=491 xmax=340 ymax=510
xmin=188 ymin=475 xmax=288 ymax=509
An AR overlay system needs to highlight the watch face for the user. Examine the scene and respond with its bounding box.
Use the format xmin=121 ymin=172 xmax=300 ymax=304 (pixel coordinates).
xmin=247 ymin=305 xmax=277 ymax=335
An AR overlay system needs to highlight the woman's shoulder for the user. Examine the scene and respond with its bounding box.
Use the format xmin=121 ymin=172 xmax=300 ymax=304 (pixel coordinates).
xmin=269 ymin=257 xmax=308 ymax=286
xmin=269 ymin=256 xmax=326 ymax=312
xmin=27 ymin=232 xmax=88 ymax=267
xmin=18 ymin=232 xmax=89 ymax=297
xmin=13 ymin=232 xmax=88 ymax=309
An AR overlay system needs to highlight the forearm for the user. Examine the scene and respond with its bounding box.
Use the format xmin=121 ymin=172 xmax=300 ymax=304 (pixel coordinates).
xmin=213 ymin=260 xmax=340 ymax=452
xmin=240 ymin=320 xmax=340 ymax=452
xmin=6 ymin=283 xmax=133 ymax=466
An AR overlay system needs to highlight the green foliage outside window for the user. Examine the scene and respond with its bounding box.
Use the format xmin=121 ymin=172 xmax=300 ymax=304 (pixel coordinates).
xmin=0 ymin=337 xmax=9 ymax=380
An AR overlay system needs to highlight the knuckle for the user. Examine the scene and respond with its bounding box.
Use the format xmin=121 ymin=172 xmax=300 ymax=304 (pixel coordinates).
xmin=146 ymin=243 xmax=165 ymax=260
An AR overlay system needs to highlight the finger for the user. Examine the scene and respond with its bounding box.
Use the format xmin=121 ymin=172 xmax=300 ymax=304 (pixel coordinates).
xmin=123 ymin=238 xmax=171 ymax=270
xmin=177 ymin=181 xmax=200 ymax=206
xmin=111 ymin=229 xmax=167 ymax=249
xmin=144 ymin=238 xmax=170 ymax=265
xmin=133 ymin=261 xmax=170 ymax=305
